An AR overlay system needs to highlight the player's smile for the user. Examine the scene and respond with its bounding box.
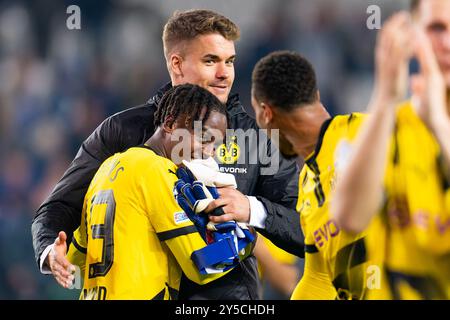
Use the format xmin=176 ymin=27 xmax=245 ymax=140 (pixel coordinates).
xmin=209 ymin=84 xmax=229 ymax=95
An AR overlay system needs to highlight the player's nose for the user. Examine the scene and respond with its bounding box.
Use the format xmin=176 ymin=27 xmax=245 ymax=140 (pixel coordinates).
xmin=215 ymin=62 xmax=229 ymax=79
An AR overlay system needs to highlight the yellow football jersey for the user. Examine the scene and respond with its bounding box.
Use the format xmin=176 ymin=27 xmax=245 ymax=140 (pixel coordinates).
xmin=368 ymin=102 xmax=450 ymax=299
xmin=291 ymin=113 xmax=380 ymax=300
xmin=67 ymin=146 xmax=227 ymax=300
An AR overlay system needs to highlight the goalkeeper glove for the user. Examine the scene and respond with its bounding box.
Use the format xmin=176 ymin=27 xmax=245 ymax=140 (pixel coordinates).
xmin=173 ymin=166 xmax=255 ymax=274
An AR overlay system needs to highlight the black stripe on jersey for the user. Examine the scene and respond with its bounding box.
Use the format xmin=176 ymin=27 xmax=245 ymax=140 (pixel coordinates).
xmin=304 ymin=244 xmax=319 ymax=253
xmin=309 ymin=160 xmax=326 ymax=207
xmin=167 ymin=284 xmax=179 ymax=300
xmin=302 ymin=171 xmax=309 ymax=188
xmin=347 ymin=113 xmax=355 ymax=125
xmin=72 ymin=237 xmax=87 ymax=254
xmin=157 ymin=225 xmax=198 ymax=241
xmin=332 ymin=237 xmax=367 ymax=299
xmin=437 ymin=153 xmax=450 ymax=191
xmin=393 ymin=121 xmax=400 ymax=165
xmin=305 ymin=117 xmax=332 ymax=208
xmin=334 ymin=237 xmax=367 ymax=277
xmin=305 ymin=118 xmax=333 ymax=168
xmin=150 ymin=288 xmax=166 ymax=300
xmin=385 ymin=268 xmax=447 ymax=300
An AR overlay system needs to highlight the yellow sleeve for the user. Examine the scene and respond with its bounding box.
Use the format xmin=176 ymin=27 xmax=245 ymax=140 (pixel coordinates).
xmin=291 ymin=252 xmax=337 ymax=300
xmin=138 ymin=158 xmax=230 ymax=285
xmin=293 ymin=170 xmax=336 ymax=300
xmin=164 ymin=234 xmax=231 ymax=285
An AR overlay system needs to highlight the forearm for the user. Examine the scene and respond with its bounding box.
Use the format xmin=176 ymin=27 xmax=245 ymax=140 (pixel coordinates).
xmin=332 ymin=97 xmax=397 ymax=233
xmin=253 ymin=156 xmax=303 ymax=257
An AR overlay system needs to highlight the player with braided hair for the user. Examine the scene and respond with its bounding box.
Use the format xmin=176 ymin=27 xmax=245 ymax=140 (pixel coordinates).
xmin=65 ymin=84 xmax=248 ymax=300
xmin=154 ymin=84 xmax=228 ymax=129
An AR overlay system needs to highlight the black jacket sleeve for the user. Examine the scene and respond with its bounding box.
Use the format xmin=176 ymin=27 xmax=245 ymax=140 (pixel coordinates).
xmin=31 ymin=104 xmax=155 ymax=267
xmin=31 ymin=116 xmax=122 ymax=266
xmin=225 ymin=104 xmax=304 ymax=259
xmin=254 ymin=145 xmax=304 ymax=258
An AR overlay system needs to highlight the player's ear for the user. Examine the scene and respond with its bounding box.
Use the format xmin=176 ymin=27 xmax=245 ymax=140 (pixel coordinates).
xmin=260 ymin=102 xmax=274 ymax=126
xmin=169 ymin=53 xmax=184 ymax=78
xmin=162 ymin=116 xmax=176 ymax=133
xmin=316 ymin=90 xmax=321 ymax=101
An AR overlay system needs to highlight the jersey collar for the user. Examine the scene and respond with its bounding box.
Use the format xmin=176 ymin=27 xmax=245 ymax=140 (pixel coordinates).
xmin=305 ymin=117 xmax=334 ymax=168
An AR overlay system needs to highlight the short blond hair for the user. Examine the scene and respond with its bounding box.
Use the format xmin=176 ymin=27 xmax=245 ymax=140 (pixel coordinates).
xmin=162 ymin=9 xmax=240 ymax=59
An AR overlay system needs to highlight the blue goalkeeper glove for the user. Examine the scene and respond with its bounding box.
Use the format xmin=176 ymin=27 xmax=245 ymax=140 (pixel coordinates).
xmin=173 ymin=167 xmax=225 ymax=242
xmin=173 ymin=166 xmax=256 ymax=274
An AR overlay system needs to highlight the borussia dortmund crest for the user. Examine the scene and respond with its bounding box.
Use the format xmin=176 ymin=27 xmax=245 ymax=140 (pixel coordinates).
xmin=216 ymin=136 xmax=240 ymax=164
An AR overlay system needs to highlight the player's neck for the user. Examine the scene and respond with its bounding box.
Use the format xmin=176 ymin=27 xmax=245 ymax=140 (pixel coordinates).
xmin=145 ymin=129 xmax=170 ymax=160
xmin=279 ymin=104 xmax=330 ymax=159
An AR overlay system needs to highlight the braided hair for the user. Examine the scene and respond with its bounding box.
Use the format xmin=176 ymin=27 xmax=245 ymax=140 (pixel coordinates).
xmin=154 ymin=84 xmax=227 ymax=129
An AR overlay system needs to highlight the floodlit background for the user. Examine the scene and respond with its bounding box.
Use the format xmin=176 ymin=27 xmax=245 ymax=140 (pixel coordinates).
xmin=0 ymin=0 xmax=409 ymax=299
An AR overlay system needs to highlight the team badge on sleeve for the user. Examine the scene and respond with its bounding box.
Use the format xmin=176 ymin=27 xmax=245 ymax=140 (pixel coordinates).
xmin=174 ymin=211 xmax=190 ymax=224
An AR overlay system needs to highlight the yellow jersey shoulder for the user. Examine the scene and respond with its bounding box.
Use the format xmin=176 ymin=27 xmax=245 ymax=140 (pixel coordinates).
xmin=297 ymin=113 xmax=370 ymax=299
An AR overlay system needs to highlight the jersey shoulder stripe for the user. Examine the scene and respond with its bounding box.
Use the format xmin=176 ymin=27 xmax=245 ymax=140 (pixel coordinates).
xmin=157 ymin=225 xmax=198 ymax=241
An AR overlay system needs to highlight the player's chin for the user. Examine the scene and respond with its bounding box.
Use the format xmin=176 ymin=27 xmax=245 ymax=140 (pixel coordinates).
xmin=217 ymin=93 xmax=229 ymax=104
xmin=209 ymin=87 xmax=230 ymax=103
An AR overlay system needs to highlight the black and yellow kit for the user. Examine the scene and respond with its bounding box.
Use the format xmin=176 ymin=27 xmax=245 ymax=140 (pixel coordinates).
xmin=367 ymin=102 xmax=450 ymax=299
xmin=291 ymin=113 xmax=377 ymax=300
xmin=67 ymin=147 xmax=227 ymax=299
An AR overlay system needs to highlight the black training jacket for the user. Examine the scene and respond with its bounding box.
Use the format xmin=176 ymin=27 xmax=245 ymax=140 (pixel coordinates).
xmin=32 ymin=83 xmax=304 ymax=300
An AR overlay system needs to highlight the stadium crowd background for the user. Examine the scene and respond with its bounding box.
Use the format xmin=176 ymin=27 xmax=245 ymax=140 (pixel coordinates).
xmin=0 ymin=0 xmax=409 ymax=299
